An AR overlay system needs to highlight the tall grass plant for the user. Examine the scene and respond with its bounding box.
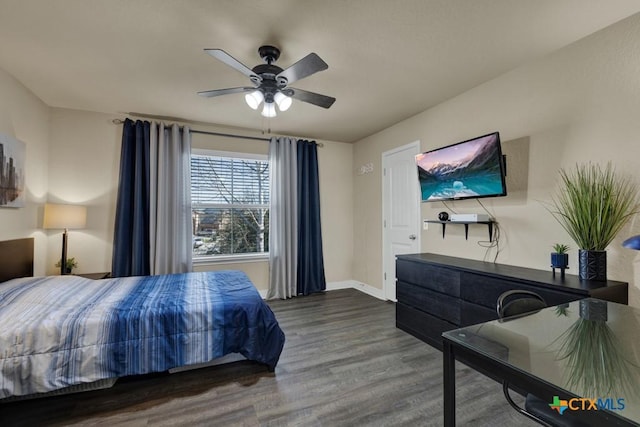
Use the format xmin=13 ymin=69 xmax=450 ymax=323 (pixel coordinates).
xmin=550 ymin=163 xmax=638 ymax=251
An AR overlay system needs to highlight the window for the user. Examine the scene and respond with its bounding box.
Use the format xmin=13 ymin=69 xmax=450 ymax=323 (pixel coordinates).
xmin=191 ymin=151 xmax=269 ymax=259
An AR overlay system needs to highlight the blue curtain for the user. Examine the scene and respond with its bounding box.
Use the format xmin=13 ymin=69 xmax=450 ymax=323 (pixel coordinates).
xmin=112 ymin=119 xmax=151 ymax=277
xmin=296 ymin=140 xmax=326 ymax=295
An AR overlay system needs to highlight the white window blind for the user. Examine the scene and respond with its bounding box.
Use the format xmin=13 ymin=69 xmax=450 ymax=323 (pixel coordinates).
xmin=191 ymin=153 xmax=269 ymax=258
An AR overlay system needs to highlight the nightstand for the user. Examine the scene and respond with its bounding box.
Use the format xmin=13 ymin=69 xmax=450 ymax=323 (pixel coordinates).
xmin=76 ymin=272 xmax=111 ymax=280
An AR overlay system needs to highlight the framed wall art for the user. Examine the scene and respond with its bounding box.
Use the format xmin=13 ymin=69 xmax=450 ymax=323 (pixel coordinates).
xmin=0 ymin=133 xmax=26 ymax=208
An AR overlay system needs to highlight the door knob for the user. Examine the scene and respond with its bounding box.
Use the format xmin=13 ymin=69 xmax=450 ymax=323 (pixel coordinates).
xmin=409 ymin=234 xmax=416 ymax=240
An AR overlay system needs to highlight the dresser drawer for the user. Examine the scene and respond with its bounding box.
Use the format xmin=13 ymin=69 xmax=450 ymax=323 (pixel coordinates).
xmin=460 ymin=301 xmax=498 ymax=326
xmin=397 ymin=281 xmax=461 ymax=324
xmin=396 ymin=302 xmax=457 ymax=350
xmin=460 ymin=273 xmax=581 ymax=309
xmin=396 ymin=259 xmax=460 ymax=297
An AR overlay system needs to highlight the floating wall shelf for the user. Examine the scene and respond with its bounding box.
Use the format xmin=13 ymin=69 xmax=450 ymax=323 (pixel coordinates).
xmin=426 ymin=220 xmax=495 ymax=241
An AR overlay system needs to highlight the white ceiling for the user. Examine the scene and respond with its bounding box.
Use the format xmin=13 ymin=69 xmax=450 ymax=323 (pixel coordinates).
xmin=1 ymin=0 xmax=639 ymax=143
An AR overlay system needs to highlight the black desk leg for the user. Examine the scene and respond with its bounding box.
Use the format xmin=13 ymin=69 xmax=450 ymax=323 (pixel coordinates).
xmin=443 ymin=340 xmax=455 ymax=427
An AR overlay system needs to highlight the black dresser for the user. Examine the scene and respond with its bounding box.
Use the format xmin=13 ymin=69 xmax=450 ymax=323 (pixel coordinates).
xmin=396 ymin=253 xmax=628 ymax=350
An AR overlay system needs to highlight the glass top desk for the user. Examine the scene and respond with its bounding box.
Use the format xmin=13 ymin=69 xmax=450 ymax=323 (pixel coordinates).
xmin=442 ymin=298 xmax=640 ymax=427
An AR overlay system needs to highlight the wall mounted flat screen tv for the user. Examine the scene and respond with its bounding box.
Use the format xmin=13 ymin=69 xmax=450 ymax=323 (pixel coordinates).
xmin=416 ymin=132 xmax=507 ymax=202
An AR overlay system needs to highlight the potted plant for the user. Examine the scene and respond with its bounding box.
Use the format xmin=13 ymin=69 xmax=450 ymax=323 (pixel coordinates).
xmin=55 ymin=257 xmax=78 ymax=274
xmin=551 ymin=243 xmax=569 ymax=268
xmin=550 ymin=243 xmax=569 ymax=278
xmin=549 ymin=163 xmax=638 ymax=281
xmin=554 ymin=302 xmax=570 ymax=317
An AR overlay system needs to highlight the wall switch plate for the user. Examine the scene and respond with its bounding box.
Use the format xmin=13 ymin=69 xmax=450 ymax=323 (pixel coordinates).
xmin=423 ymin=219 xmax=429 ymax=230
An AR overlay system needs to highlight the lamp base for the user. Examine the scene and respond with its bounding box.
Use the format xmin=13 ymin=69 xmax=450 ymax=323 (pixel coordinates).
xmin=61 ymin=229 xmax=68 ymax=275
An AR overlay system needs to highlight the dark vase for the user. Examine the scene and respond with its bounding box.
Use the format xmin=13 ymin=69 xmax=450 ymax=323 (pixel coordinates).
xmin=578 ymin=249 xmax=607 ymax=281
xmin=550 ymin=253 xmax=569 ymax=269
xmin=579 ymin=299 xmax=608 ymax=321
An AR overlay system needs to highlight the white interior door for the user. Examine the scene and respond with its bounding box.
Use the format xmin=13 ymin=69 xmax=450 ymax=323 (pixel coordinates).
xmin=382 ymin=141 xmax=421 ymax=301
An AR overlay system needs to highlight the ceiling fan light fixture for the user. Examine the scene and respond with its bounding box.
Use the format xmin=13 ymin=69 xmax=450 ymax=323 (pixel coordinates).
xmin=261 ymin=101 xmax=276 ymax=118
xmin=245 ymin=90 xmax=264 ymax=110
xmin=201 ymin=46 xmax=334 ymax=113
xmin=274 ymin=91 xmax=292 ymax=112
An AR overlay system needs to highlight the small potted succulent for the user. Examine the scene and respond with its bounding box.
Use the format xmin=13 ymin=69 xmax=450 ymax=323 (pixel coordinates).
xmin=551 ymin=243 xmax=569 ymax=268
xmin=551 ymin=243 xmax=569 ymax=278
xmin=55 ymin=257 xmax=78 ymax=274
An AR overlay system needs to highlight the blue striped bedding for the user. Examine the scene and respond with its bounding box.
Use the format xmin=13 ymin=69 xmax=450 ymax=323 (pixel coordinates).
xmin=0 ymin=271 xmax=285 ymax=399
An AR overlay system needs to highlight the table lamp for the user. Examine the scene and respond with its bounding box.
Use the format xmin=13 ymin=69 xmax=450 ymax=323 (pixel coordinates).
xmin=43 ymin=203 xmax=87 ymax=275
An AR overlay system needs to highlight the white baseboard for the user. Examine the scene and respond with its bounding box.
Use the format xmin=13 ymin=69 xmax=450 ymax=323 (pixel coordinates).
xmin=258 ymin=280 xmax=386 ymax=301
xmin=326 ymin=280 xmax=386 ymax=300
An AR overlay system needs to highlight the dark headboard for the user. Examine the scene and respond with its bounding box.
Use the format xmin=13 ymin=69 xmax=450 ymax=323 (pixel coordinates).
xmin=0 ymin=238 xmax=34 ymax=282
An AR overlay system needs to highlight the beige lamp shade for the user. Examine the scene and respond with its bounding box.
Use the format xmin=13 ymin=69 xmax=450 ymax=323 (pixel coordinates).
xmin=43 ymin=203 xmax=87 ymax=230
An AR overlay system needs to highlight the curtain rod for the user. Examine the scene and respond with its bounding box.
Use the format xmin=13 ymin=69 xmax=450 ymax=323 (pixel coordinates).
xmin=111 ymin=119 xmax=323 ymax=146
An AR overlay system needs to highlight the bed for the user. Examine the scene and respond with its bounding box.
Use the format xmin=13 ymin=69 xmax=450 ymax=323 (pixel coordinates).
xmin=0 ymin=238 xmax=285 ymax=400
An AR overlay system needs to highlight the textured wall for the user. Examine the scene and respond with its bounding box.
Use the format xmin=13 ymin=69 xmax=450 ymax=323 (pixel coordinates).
xmin=0 ymin=67 xmax=50 ymax=276
xmin=353 ymin=13 xmax=640 ymax=306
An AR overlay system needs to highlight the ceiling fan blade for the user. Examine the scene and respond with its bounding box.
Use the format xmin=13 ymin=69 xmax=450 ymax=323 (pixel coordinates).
xmin=288 ymin=87 xmax=335 ymax=109
xmin=277 ymin=53 xmax=328 ymax=85
xmin=204 ymin=49 xmax=260 ymax=81
xmin=198 ymin=87 xmax=256 ymax=98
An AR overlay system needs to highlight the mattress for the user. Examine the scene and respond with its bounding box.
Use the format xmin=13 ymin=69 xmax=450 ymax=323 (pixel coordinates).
xmin=0 ymin=271 xmax=285 ymax=399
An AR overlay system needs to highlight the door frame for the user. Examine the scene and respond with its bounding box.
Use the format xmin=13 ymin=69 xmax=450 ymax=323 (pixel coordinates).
xmin=382 ymin=140 xmax=421 ymax=301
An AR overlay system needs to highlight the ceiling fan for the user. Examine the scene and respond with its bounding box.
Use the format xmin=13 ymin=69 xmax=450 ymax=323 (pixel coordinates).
xmin=198 ymin=45 xmax=335 ymax=117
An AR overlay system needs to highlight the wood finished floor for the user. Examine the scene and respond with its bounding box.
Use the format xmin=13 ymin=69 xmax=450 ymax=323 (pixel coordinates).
xmin=0 ymin=289 xmax=537 ymax=426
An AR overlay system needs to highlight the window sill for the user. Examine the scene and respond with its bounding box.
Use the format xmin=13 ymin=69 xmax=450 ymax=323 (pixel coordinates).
xmin=193 ymin=254 xmax=269 ymax=265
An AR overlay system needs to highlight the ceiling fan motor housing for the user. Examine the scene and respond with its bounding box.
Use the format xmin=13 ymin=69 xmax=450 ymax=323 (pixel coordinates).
xmin=252 ymin=56 xmax=287 ymax=103
xmin=258 ymin=45 xmax=281 ymax=64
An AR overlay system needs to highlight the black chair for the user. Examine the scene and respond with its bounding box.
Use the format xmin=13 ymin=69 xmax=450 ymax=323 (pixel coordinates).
xmin=497 ymin=289 xmax=547 ymax=319
xmin=496 ymin=290 xmax=588 ymax=427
